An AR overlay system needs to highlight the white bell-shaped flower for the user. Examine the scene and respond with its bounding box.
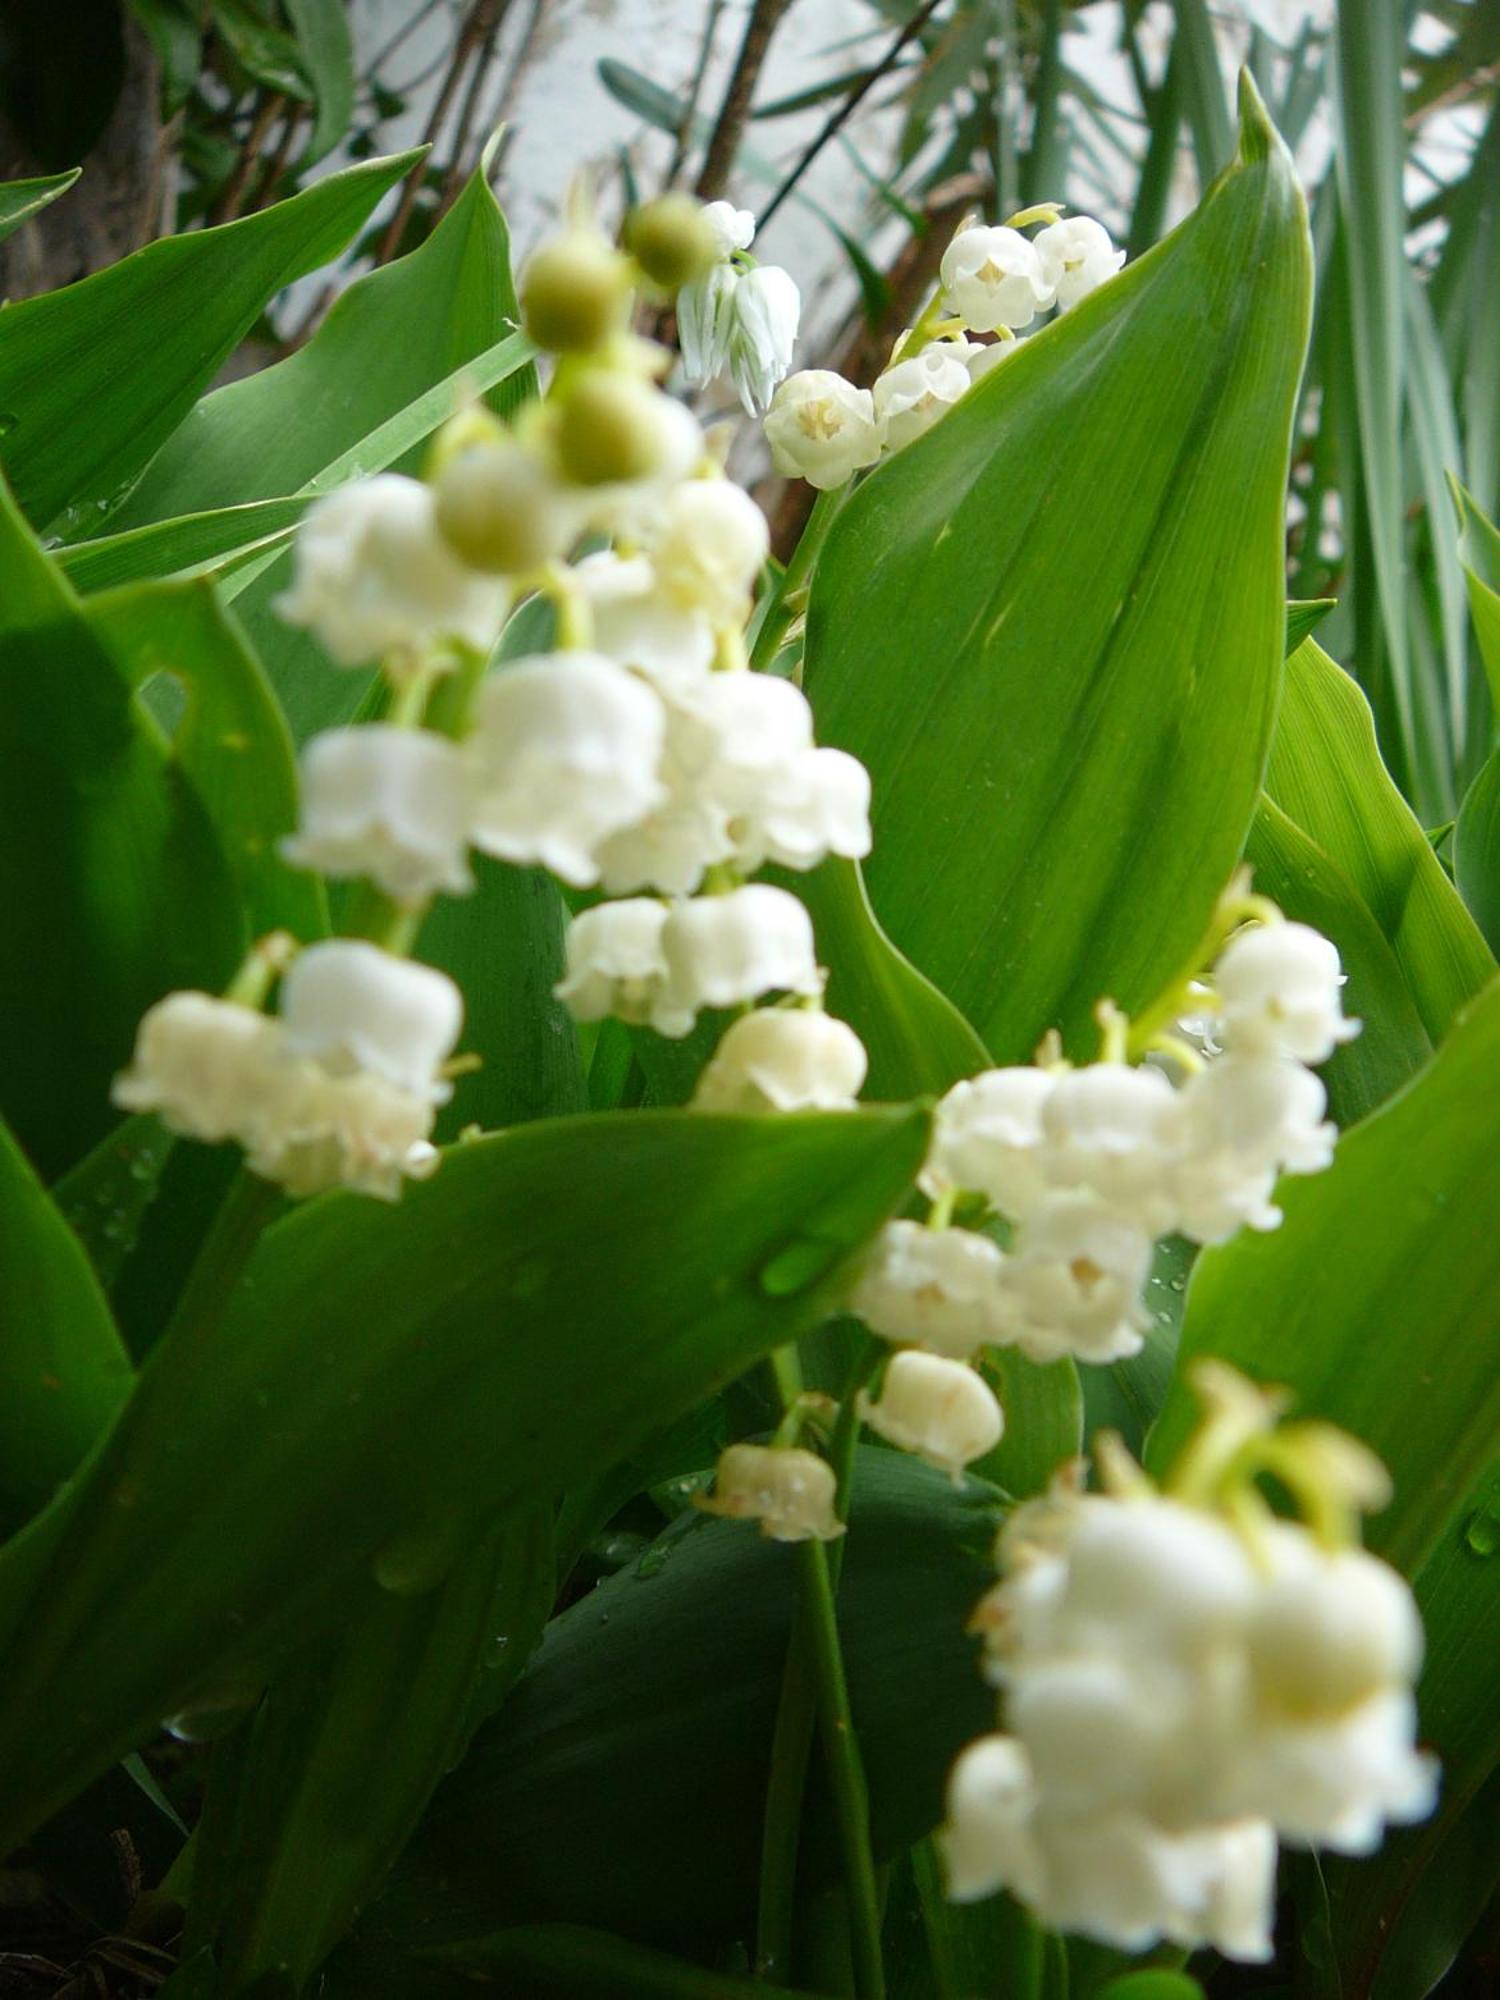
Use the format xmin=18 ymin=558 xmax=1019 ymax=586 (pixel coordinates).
xmin=246 ymin=1064 xmax=441 ymax=1203
xmin=677 ymin=260 xmax=740 ymax=384
xmin=949 ymin=331 xmax=1018 ymax=380
xmin=873 ymin=345 xmax=972 ymax=452
xmin=1213 ymin=921 xmax=1359 ymax=1063
xmin=651 ymin=480 xmax=770 ymax=625
xmin=1247 ymin=1530 xmax=1424 ymax=1722
xmin=702 ymin=200 xmax=756 ymax=256
xmin=1061 ymin=1495 xmax=1260 ymax=1658
xmin=698 ymin=1442 xmax=844 ymax=1542
xmin=850 ymin=1220 xmax=1014 ymax=1357
xmin=691 ymin=1007 xmax=867 ymax=1113
xmin=1228 ymin=1686 xmax=1438 ymax=1855
xmin=282 ymin=726 xmax=472 ymax=902
xmin=923 ymin=1066 xmax=1056 ymax=1215
xmin=553 ymin=899 xmax=671 ymax=1026
xmin=465 ymin=652 xmax=666 ymax=886
xmin=1040 ymin=1061 xmax=1182 ymax=1230
xmin=277 ymin=474 xmax=505 ymax=666
xmin=278 ymin=940 xmax=463 ymax=1103
xmin=1034 ymin=216 xmax=1125 ymax=311
xmin=764 ymin=370 xmax=884 ymax=490
xmin=656 ymin=884 xmax=821 ymax=1036
xmin=1172 ymin=1053 xmax=1336 ymax=1178
xmin=997 ymin=1190 xmax=1151 ymax=1364
xmin=727 ymin=264 xmax=801 ymax=415
xmin=113 ymin=992 xmax=283 ymax=1144
xmin=741 ymin=746 xmax=873 ymax=873
xmin=941 ymin=1735 xmax=1046 ymax=1904
xmin=575 ymin=551 xmax=715 ymax=698
xmin=859 ymin=1351 xmax=1003 ymax=1480
xmin=940 ymin=225 xmax=1055 ymax=333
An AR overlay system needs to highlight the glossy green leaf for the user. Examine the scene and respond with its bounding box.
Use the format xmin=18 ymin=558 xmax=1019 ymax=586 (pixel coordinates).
xmin=1245 ymin=795 xmax=1432 ymax=1124
xmin=1150 ymin=975 xmax=1500 ymax=1575
xmin=185 ymin=1505 xmax=555 ymax=1994
xmin=0 ymin=1106 xmax=927 ymax=1851
xmin=976 ymin=1349 xmax=1082 ymax=1500
xmin=284 ymin=0 xmax=356 ymax=167
xmin=0 ymin=1116 xmax=133 ymax=1533
xmin=85 ymin=578 xmax=326 ymax=941
xmin=0 ymin=476 xmax=244 ymax=1178
xmin=0 ymin=166 xmax=80 ymax=244
xmin=1452 ymin=477 xmax=1500 ymax=707
xmin=1080 ymin=1234 xmax=1193 ymax=1458
xmin=52 ymin=1114 xmax=177 ymax=1290
xmin=0 ymin=151 xmax=421 ymax=537
xmin=804 ymin=78 xmax=1311 ymax=1062
xmin=1286 ymin=597 xmax=1337 ymax=651
xmin=335 ymin=1926 xmax=817 ymax=2000
xmin=353 ymin=1449 xmax=999 ymax=1953
xmin=1266 ymin=640 xmax=1494 ymax=1043
xmin=1455 ymin=748 xmax=1500 ymax=955
xmin=110 ymin=167 xmax=535 ymax=739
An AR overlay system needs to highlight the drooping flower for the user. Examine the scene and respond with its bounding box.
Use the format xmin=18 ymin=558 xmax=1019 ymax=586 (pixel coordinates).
xmin=278 ymin=474 xmax=505 ymax=667
xmin=727 ymin=264 xmax=801 ymax=415
xmin=113 ymin=992 xmax=284 ymax=1144
xmin=691 ymin=1007 xmax=867 ymax=1113
xmin=940 ymin=225 xmax=1055 ymax=333
xmin=465 ymin=652 xmax=667 ymax=886
xmin=1168 ymin=1054 xmax=1335 ymax=1244
xmin=1034 ymin=216 xmax=1126 ymax=311
xmin=922 ymin=1066 xmax=1056 ymax=1215
xmin=873 ymin=345 xmax=972 ymax=451
xmin=850 ymin=1220 xmax=1014 ymax=1357
xmin=278 ymin=940 xmax=463 ymax=1103
xmin=1212 ymin=921 xmax=1360 ymax=1063
xmin=656 ymin=884 xmax=822 ymax=1036
xmin=650 ymin=480 xmax=770 ymax=625
xmin=1039 ymin=1062 xmax=1182 ymax=1232
xmin=859 ymin=1350 xmax=1003 ymax=1480
xmin=697 ymin=1442 xmax=844 ymax=1542
xmin=575 ymin=550 xmax=715 ymax=698
xmin=553 ymin=899 xmax=671 ymax=1027
xmin=282 ymin=726 xmax=473 ymax=902
xmin=997 ymin=1190 xmax=1151 ymax=1364
xmin=764 ymin=369 xmax=884 ymax=489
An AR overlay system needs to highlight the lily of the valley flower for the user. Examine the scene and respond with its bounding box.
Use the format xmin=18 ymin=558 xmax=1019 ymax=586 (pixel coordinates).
xmin=1035 ymin=216 xmax=1125 ymax=311
xmin=940 ymin=225 xmax=1055 ymax=333
xmin=690 ymin=1006 xmax=867 ymax=1113
xmin=656 ymin=884 xmax=822 ymax=1037
xmin=859 ymin=1351 xmax=1003 ymax=1480
xmin=283 ymin=726 xmax=473 ymax=902
xmin=278 ymin=940 xmax=463 ymax=1103
xmin=873 ymin=345 xmax=972 ymax=452
xmin=1213 ymin=921 xmax=1360 ymax=1064
xmin=698 ymin=1442 xmax=844 ymax=1542
xmin=851 ymin=1221 xmax=1015 ymax=1358
xmin=764 ymin=369 xmax=884 ymax=489
xmin=553 ymin=899 xmax=671 ymax=1027
xmin=727 ymin=264 xmax=801 ymax=415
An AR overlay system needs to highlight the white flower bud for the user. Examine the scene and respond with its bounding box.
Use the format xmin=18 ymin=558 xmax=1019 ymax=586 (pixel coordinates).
xmin=1172 ymin=1054 xmax=1335 ymax=1178
xmin=113 ymin=993 xmax=282 ymax=1143
xmin=728 ymin=264 xmax=801 ymax=415
xmin=677 ymin=261 xmax=739 ymax=385
xmin=873 ymin=346 xmax=971 ymax=451
xmin=1034 ymin=216 xmax=1125 ymax=311
xmin=997 ymin=1191 xmax=1151 ymax=1364
xmin=941 ymin=1734 xmax=1045 ymax=1903
xmin=922 ymin=1066 xmax=1055 ymax=1214
xmin=575 ymin=551 xmax=715 ymax=698
xmin=656 ymin=885 xmax=821 ymax=1036
xmin=282 ymin=726 xmax=472 ymax=902
xmin=849 ymin=1220 xmax=1014 ymax=1357
xmin=701 ymin=200 xmax=756 ymax=257
xmin=465 ymin=652 xmax=666 ymax=887
xmin=553 ymin=900 xmax=670 ymax=1026
xmin=940 ymin=225 xmax=1055 ymax=333
xmin=651 ymin=481 xmax=770 ymax=624
xmin=1213 ymin=922 xmax=1359 ymax=1064
xmin=278 ymin=475 xmax=505 ymax=666
xmin=698 ymin=1442 xmax=844 ymax=1542
xmin=1247 ymin=1530 xmax=1424 ymax=1722
xmin=764 ymin=370 xmax=884 ymax=489
xmin=691 ymin=1007 xmax=867 ymax=1112
xmin=1040 ymin=1061 xmax=1181 ymax=1230
xmin=278 ymin=940 xmax=463 ymax=1103
xmin=431 ymin=434 xmax=578 ymax=576
xmin=949 ymin=331 xmax=1018 ymax=380
xmin=859 ymin=1351 xmax=1003 ymax=1479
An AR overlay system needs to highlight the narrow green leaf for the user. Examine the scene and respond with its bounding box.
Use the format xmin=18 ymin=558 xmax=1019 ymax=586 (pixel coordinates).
xmin=0 ymin=1116 xmax=133 ymax=1533
xmin=284 ymin=0 xmax=357 ymax=167
xmin=0 ymin=476 xmax=244 ymax=1178
xmin=1149 ymin=975 xmax=1500 ymax=1574
xmin=1285 ymin=597 xmax=1337 ymax=651
xmin=1170 ymin=0 xmax=1234 ymax=187
xmin=1455 ymin=749 xmax=1500 ymax=954
xmin=0 ymin=150 xmax=422 ymax=537
xmin=976 ymin=1349 xmax=1082 ymax=1499
xmin=0 ymin=1106 xmax=928 ymax=1851
xmin=1265 ymin=640 xmax=1494 ymax=1043
xmin=1451 ymin=477 xmax=1500 ymax=707
xmin=51 ymin=1114 xmax=177 ymax=1290
xmin=805 ymin=77 xmax=1311 ymax=1061
xmin=0 ymin=166 xmax=80 ymax=245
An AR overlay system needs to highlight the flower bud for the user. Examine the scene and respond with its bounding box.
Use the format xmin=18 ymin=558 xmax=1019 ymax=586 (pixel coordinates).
xmin=697 ymin=1442 xmax=844 ymax=1542
xmin=432 ymin=435 xmax=575 ymax=575
xmin=520 ymin=230 xmax=632 ymax=352
xmin=279 ymin=940 xmax=464 ymax=1103
xmin=624 ymin=193 xmax=720 ymax=290
xmin=555 ymin=373 xmax=679 ymax=487
xmin=691 ymin=1007 xmax=867 ymax=1113
xmin=859 ymin=1351 xmax=1003 ymax=1479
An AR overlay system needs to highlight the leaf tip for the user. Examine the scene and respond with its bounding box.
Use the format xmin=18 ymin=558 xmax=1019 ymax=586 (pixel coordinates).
xmin=1235 ymin=68 xmax=1277 ymax=165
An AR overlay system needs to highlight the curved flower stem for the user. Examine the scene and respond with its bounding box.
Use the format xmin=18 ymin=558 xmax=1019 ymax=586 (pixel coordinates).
xmin=166 ymin=1168 xmax=283 ymax=1360
xmin=754 ymin=1337 xmax=886 ymax=1997
xmin=748 ymin=485 xmax=846 ymax=677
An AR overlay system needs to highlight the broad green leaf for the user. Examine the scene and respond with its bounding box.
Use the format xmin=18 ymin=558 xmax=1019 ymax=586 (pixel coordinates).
xmin=1080 ymin=1235 xmax=1193 ymax=1459
xmin=1456 ymin=749 xmax=1500 ymax=954
xmin=804 ymin=78 xmax=1311 ymax=1062
xmin=0 ymin=151 xmax=420 ymax=537
xmin=1149 ymin=976 xmax=1500 ymax=1575
xmin=0 ymin=1106 xmax=928 ymax=1851
xmin=110 ymin=168 xmax=535 ymax=739
xmin=86 ymin=578 xmax=326 ymax=941
xmin=352 ymin=1449 xmax=999 ymax=1953
xmin=1245 ymin=795 xmax=1432 ymax=1124
xmin=284 ymin=0 xmax=357 ymax=167
xmin=977 ymin=1349 xmax=1082 ymax=1500
xmin=1094 ymin=1975 xmax=1203 ymax=2000
xmin=0 ymin=477 xmax=244 ymax=1178
xmin=1285 ymin=597 xmax=1337 ymax=651
xmin=0 ymin=1116 xmax=133 ymax=1533
xmin=1266 ymin=640 xmax=1494 ymax=1043
xmin=0 ymin=166 xmax=80 ymax=244
xmin=184 ymin=1505 xmax=554 ymax=1994
xmin=52 ymin=1114 xmax=176 ymax=1290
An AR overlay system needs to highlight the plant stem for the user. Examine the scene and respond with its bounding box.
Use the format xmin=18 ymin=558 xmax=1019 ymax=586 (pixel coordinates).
xmin=168 ymin=1169 xmax=284 ymax=1356
xmin=748 ymin=485 xmax=845 ymax=675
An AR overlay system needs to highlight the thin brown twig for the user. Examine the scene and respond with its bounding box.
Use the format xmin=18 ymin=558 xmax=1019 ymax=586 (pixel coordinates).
xmin=376 ymin=1 xmax=491 ymax=264
xmin=694 ymin=0 xmax=797 ymax=201
xmin=436 ymin=0 xmax=512 ymax=218
xmin=666 ymin=0 xmax=728 ymax=189
xmin=208 ymin=90 xmax=286 ymax=226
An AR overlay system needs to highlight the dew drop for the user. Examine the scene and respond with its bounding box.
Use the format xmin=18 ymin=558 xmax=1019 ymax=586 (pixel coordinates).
xmin=757 ymin=1233 xmax=843 ymax=1298
xmin=1463 ymin=1508 xmax=1500 ymax=1558
xmin=634 ymin=1542 xmax=672 ymax=1579
xmin=0 ymin=413 xmax=18 ymax=438
xmin=161 ymin=1694 xmax=257 ymax=1743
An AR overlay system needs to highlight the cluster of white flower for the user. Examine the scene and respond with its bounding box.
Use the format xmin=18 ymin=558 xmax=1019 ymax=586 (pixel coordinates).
xmin=675 ymin=202 xmax=801 ymax=415
xmin=941 ymin=1367 xmax=1437 ymax=1958
xmin=764 ymin=211 xmax=1125 ymax=491
xmin=114 ymin=942 xmax=461 ymax=1200
xmin=851 ymin=910 xmax=1358 ymax=1371
xmin=113 ymin=195 xmax=873 ymax=1201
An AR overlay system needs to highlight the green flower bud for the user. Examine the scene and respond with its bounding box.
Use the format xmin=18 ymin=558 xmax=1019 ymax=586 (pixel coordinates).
xmin=555 ymin=373 xmax=672 ymax=487
xmin=521 ymin=232 xmax=632 ymax=353
xmin=623 ymin=194 xmax=720 ymax=291
xmin=432 ymin=439 xmax=570 ymax=574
